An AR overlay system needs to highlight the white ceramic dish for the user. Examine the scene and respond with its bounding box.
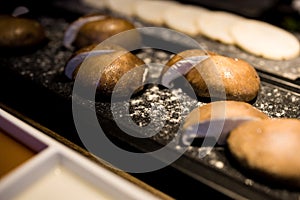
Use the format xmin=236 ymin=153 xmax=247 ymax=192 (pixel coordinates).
xmin=0 ymin=108 xmax=162 ymax=200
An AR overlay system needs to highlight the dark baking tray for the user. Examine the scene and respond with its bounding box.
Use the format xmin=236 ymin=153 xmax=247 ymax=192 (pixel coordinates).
xmin=1 ymin=1 xmax=300 ymax=200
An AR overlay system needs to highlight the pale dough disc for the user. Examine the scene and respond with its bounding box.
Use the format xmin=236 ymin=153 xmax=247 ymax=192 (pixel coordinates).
xmin=230 ymin=19 xmax=300 ymax=60
xmin=82 ymin=0 xmax=107 ymax=9
xmin=163 ymin=5 xmax=211 ymax=36
xmin=106 ymin=0 xmax=139 ymax=16
xmin=197 ymin=11 xmax=245 ymax=44
xmin=134 ymin=0 xmax=180 ymax=25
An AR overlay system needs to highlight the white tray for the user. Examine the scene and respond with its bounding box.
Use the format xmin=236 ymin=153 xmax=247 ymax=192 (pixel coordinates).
xmin=0 ymin=108 xmax=163 ymax=200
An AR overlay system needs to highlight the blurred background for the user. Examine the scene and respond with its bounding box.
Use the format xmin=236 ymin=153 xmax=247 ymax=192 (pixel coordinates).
xmin=1 ymin=0 xmax=300 ymax=32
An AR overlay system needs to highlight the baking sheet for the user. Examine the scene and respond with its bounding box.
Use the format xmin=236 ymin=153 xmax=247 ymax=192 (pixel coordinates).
xmin=0 ymin=2 xmax=300 ymax=200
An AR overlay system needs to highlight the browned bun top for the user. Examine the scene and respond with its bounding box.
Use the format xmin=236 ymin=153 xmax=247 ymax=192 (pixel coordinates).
xmin=186 ymin=54 xmax=260 ymax=102
xmin=227 ymin=118 xmax=300 ymax=187
xmin=73 ymin=16 xmax=136 ymax=49
xmin=68 ymin=44 xmax=146 ymax=98
xmin=183 ymin=100 xmax=268 ymax=129
xmin=65 ymin=44 xmax=127 ymax=79
xmin=98 ymin=50 xmax=146 ymax=96
xmin=165 ymin=49 xmax=216 ymax=67
xmin=162 ymin=49 xmax=260 ymax=102
xmin=0 ymin=15 xmax=46 ymax=52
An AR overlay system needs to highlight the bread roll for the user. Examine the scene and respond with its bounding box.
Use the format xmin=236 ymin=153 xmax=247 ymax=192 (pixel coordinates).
xmin=63 ymin=15 xmax=136 ymax=49
xmin=182 ymin=101 xmax=268 ymax=145
xmin=227 ymin=118 xmax=300 ymax=188
xmin=162 ymin=49 xmax=261 ymax=102
xmin=0 ymin=15 xmax=46 ymax=53
xmin=64 ymin=44 xmax=147 ymax=98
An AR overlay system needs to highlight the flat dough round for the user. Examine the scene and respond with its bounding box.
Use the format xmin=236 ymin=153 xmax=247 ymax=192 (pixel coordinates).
xmin=230 ymin=19 xmax=300 ymax=60
xmin=197 ymin=11 xmax=245 ymax=44
xmin=106 ymin=0 xmax=139 ymax=16
xmin=134 ymin=0 xmax=180 ymax=25
xmin=164 ymin=5 xmax=210 ymax=36
xmin=82 ymin=0 xmax=107 ymax=9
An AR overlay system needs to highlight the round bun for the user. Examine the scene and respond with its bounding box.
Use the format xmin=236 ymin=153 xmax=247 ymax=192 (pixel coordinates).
xmin=0 ymin=15 xmax=46 ymax=53
xmin=163 ymin=49 xmax=261 ymax=102
xmin=227 ymin=118 xmax=300 ymax=188
xmin=63 ymin=15 xmax=136 ymax=49
xmin=191 ymin=54 xmax=260 ymax=102
xmin=183 ymin=101 xmax=268 ymax=129
xmin=182 ymin=101 xmax=268 ymax=145
xmin=65 ymin=44 xmax=147 ymax=98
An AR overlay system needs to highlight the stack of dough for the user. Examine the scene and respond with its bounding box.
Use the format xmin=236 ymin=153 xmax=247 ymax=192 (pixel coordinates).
xmin=82 ymin=0 xmax=300 ymax=61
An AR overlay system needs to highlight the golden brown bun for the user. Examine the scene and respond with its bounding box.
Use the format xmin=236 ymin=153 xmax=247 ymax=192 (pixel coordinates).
xmin=183 ymin=101 xmax=268 ymax=129
xmin=163 ymin=49 xmax=261 ymax=102
xmin=164 ymin=49 xmax=216 ymax=70
xmin=67 ymin=44 xmax=146 ymax=98
xmin=0 ymin=15 xmax=46 ymax=53
xmin=188 ymin=55 xmax=260 ymax=102
xmin=182 ymin=101 xmax=268 ymax=145
xmin=227 ymin=118 xmax=300 ymax=188
xmin=71 ymin=16 xmax=136 ymax=49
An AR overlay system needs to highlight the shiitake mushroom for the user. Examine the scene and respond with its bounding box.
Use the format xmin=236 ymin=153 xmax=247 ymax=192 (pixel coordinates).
xmin=63 ymin=14 xmax=138 ymax=50
xmin=161 ymin=49 xmax=261 ymax=102
xmin=0 ymin=15 xmax=46 ymax=54
xmin=64 ymin=44 xmax=148 ymax=99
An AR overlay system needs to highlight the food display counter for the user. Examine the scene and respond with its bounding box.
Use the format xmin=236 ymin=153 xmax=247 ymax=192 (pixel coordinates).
xmin=0 ymin=0 xmax=300 ymax=199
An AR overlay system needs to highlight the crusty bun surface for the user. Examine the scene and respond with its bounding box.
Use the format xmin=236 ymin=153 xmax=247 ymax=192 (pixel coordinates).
xmin=183 ymin=101 xmax=268 ymax=130
xmin=227 ymin=118 xmax=300 ymax=187
xmin=164 ymin=49 xmax=261 ymax=102
xmin=182 ymin=101 xmax=268 ymax=145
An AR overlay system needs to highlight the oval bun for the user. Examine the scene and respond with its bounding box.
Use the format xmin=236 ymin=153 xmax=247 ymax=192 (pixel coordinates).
xmin=227 ymin=118 xmax=300 ymax=188
xmin=182 ymin=101 xmax=268 ymax=145
xmin=163 ymin=49 xmax=261 ymax=102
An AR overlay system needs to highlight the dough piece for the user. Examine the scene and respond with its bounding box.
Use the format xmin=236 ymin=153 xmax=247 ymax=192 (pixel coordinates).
xmin=163 ymin=5 xmax=210 ymax=36
xmin=106 ymin=0 xmax=139 ymax=16
xmin=197 ymin=11 xmax=245 ymax=44
xmin=134 ymin=0 xmax=180 ymax=25
xmin=230 ymin=19 xmax=300 ymax=60
xmin=227 ymin=119 xmax=300 ymax=188
xmin=82 ymin=0 xmax=107 ymax=9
